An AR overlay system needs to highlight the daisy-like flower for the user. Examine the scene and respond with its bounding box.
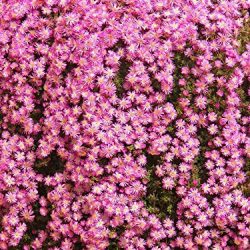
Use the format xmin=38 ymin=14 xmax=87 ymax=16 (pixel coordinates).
xmin=6 ymin=192 xmax=17 ymax=204
xmin=195 ymin=96 xmax=207 ymax=109
xmin=208 ymin=124 xmax=218 ymax=135
xmin=162 ymin=177 xmax=175 ymax=190
xmin=65 ymin=13 xmax=80 ymax=25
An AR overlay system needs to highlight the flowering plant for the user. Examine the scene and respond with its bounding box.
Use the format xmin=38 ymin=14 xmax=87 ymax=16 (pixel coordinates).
xmin=0 ymin=0 xmax=249 ymax=249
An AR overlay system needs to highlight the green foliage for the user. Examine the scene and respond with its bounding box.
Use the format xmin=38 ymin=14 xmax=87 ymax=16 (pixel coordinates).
xmin=237 ymin=78 xmax=250 ymax=117
xmin=114 ymin=58 xmax=132 ymax=98
xmin=168 ymin=51 xmax=198 ymax=116
xmin=107 ymin=226 xmax=125 ymax=250
xmin=6 ymin=123 xmax=24 ymax=134
xmin=34 ymin=151 xmax=65 ymax=176
xmin=166 ymin=125 xmax=175 ymax=136
xmin=238 ymin=78 xmax=250 ymax=197
xmin=127 ymin=144 xmax=135 ymax=152
xmin=143 ymin=154 xmax=179 ymax=220
xmin=189 ymin=128 xmax=210 ymax=187
xmin=110 ymin=39 xmax=131 ymax=98
xmin=73 ymin=241 xmax=84 ymax=250
xmin=62 ymin=62 xmax=78 ymax=79
xmin=30 ymin=109 xmax=43 ymax=122
xmin=237 ymin=18 xmax=250 ymax=54
xmin=108 ymin=241 xmax=120 ymax=250
xmin=212 ymin=51 xmax=236 ymax=80
xmin=236 ymin=11 xmax=250 ymax=195
xmin=110 ymin=39 xmax=125 ymax=52
xmin=151 ymin=74 xmax=162 ymax=92
xmin=10 ymin=201 xmax=52 ymax=249
xmin=206 ymin=87 xmax=227 ymax=116
xmin=241 ymin=158 xmax=250 ymax=197
xmin=168 ymin=51 xmax=193 ymax=104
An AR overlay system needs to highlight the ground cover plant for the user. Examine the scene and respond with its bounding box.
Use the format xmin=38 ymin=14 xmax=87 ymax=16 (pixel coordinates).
xmin=0 ymin=0 xmax=250 ymax=249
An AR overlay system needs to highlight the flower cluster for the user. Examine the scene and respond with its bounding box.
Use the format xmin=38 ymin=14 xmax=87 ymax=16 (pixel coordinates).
xmin=0 ymin=0 xmax=249 ymax=249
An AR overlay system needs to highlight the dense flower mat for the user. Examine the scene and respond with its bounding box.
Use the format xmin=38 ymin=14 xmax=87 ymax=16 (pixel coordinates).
xmin=0 ymin=0 xmax=250 ymax=249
